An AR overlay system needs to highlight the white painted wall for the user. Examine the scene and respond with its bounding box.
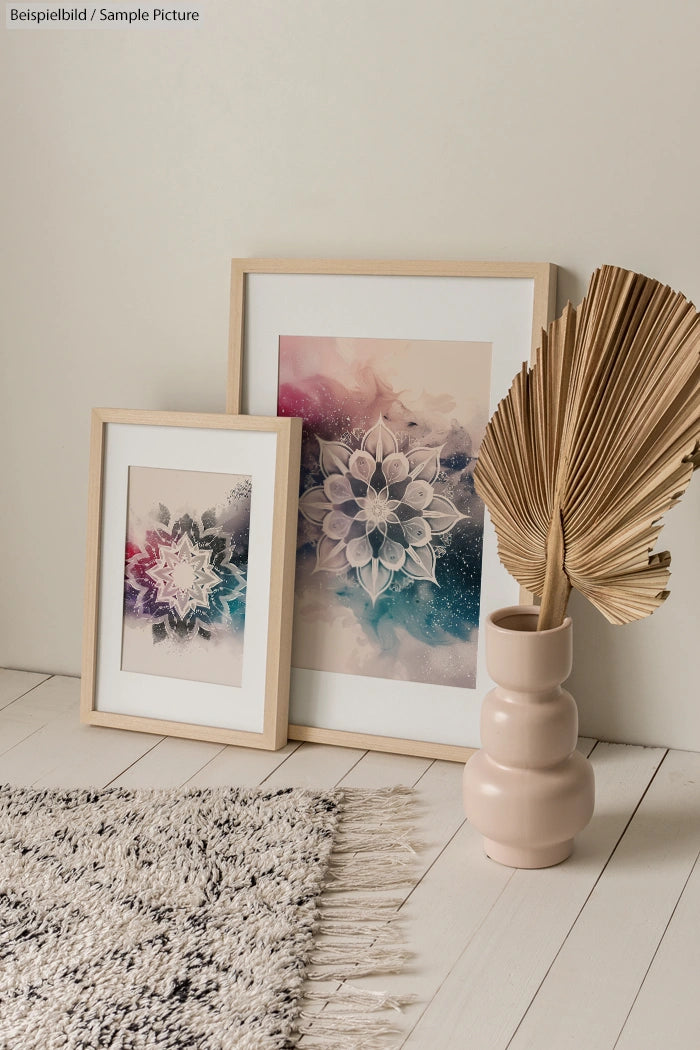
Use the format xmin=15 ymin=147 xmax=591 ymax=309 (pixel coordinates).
xmin=1 ymin=0 xmax=698 ymax=748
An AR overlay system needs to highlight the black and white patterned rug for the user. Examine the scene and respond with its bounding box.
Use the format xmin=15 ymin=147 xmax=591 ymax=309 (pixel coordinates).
xmin=0 ymin=784 xmax=414 ymax=1050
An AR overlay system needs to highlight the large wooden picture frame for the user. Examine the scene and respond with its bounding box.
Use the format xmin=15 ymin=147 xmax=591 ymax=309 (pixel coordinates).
xmin=81 ymin=409 xmax=302 ymax=750
xmin=228 ymin=259 xmax=556 ymax=760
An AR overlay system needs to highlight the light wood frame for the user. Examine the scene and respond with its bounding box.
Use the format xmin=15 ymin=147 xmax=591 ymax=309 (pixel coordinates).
xmin=81 ymin=408 xmax=302 ymax=750
xmin=227 ymin=259 xmax=557 ymax=761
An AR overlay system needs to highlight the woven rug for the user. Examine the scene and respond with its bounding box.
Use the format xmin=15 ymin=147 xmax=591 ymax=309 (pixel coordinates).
xmin=0 ymin=784 xmax=414 ymax=1050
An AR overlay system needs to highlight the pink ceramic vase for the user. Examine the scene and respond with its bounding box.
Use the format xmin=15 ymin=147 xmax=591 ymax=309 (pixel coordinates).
xmin=463 ymin=605 xmax=595 ymax=868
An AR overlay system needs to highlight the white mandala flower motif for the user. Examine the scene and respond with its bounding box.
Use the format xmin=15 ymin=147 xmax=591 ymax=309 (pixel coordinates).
xmin=299 ymin=416 xmax=466 ymax=603
xmin=147 ymin=532 xmax=224 ymax=620
xmin=126 ymin=517 xmax=247 ymax=642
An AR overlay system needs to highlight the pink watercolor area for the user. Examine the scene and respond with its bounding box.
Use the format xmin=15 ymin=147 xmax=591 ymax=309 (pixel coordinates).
xmin=278 ymin=335 xmax=401 ymax=437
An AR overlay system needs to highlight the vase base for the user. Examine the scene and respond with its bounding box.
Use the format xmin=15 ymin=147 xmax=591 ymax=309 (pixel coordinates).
xmin=483 ymin=837 xmax=573 ymax=869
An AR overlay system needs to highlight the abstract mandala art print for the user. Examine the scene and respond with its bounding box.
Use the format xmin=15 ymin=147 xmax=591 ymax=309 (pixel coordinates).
xmin=121 ymin=467 xmax=251 ymax=687
xmin=278 ymin=336 xmax=492 ymax=689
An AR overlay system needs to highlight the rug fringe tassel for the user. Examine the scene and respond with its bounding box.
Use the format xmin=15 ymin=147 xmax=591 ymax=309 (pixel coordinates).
xmin=299 ymin=787 xmax=417 ymax=1050
xmin=317 ymin=901 xmax=403 ymax=920
xmin=304 ymin=988 xmax=418 ymax=1013
xmin=315 ymin=919 xmax=399 ymax=938
xmin=298 ymin=1030 xmax=400 ymax=1050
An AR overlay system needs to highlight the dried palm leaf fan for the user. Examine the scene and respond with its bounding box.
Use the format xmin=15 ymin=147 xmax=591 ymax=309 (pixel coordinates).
xmin=474 ymin=265 xmax=700 ymax=631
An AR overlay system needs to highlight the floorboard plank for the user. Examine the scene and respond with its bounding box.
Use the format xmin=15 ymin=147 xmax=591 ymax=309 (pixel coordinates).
xmin=186 ymin=741 xmax=302 ymax=788
xmin=33 ymin=723 xmax=163 ymax=789
xmin=508 ymin=748 xmax=700 ymax=1050
xmin=0 ymin=714 xmax=42 ymax=756
xmin=109 ymin=737 xmax=227 ymax=788
xmin=0 ymin=670 xmax=50 ymax=710
xmin=338 ymin=751 xmax=432 ymax=788
xmin=262 ymin=742 xmax=366 ymax=789
xmin=0 ymin=719 xmax=162 ymax=788
xmin=615 ymin=849 xmax=700 ymax=1049
xmin=1 ymin=675 xmax=80 ymax=725
xmin=0 ymin=677 xmax=163 ymax=787
xmin=400 ymin=743 xmax=666 ymax=1050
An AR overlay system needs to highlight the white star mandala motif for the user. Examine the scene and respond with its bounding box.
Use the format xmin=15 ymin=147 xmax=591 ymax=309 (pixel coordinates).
xmin=125 ymin=510 xmax=248 ymax=647
xmin=147 ymin=532 xmax=223 ymax=620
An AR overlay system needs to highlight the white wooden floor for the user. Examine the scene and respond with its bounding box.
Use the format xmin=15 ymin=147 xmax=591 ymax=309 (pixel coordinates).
xmin=2 ymin=670 xmax=700 ymax=1050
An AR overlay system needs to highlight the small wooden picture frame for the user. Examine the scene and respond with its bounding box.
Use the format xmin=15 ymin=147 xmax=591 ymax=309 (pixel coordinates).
xmin=81 ymin=409 xmax=302 ymax=750
xmin=228 ymin=258 xmax=556 ymax=760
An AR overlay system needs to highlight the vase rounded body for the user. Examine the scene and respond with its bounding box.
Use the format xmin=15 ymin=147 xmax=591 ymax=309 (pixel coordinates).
xmin=463 ymin=605 xmax=594 ymax=868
